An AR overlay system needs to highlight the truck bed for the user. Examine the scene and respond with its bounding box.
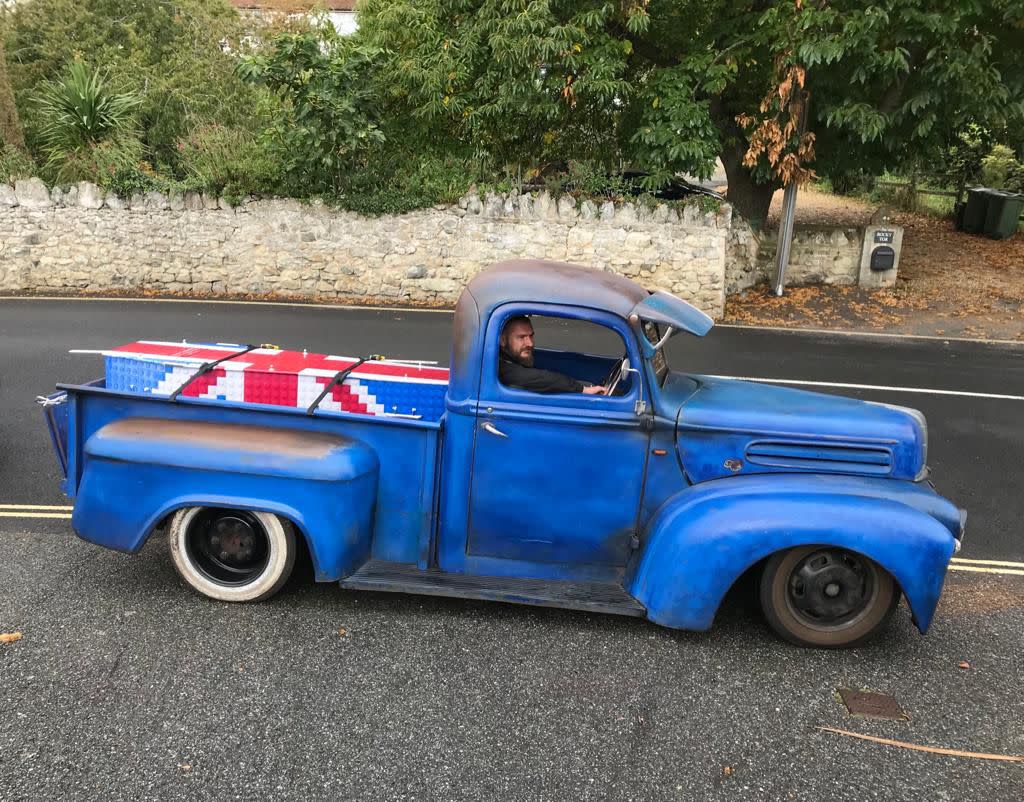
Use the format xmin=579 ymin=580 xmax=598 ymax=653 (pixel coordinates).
xmin=47 ymin=379 xmax=443 ymax=571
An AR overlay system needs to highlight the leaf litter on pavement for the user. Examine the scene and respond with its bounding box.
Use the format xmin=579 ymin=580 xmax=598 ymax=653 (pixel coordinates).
xmin=728 ymin=200 xmax=1024 ymax=340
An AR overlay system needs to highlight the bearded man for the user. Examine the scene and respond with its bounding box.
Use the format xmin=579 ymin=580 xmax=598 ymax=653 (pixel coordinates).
xmin=498 ymin=315 xmax=607 ymax=395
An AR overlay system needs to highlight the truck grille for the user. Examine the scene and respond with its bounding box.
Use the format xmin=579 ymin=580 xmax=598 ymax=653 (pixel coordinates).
xmin=744 ymin=440 xmax=893 ymax=475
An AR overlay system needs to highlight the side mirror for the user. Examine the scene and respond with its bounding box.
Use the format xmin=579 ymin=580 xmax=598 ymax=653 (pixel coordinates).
xmin=619 ymin=358 xmax=632 ymax=382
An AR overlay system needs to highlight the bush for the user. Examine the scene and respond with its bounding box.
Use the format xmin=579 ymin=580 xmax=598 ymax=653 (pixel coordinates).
xmin=980 ymin=144 xmax=1021 ymax=190
xmin=175 ymin=124 xmax=278 ymax=198
xmin=1007 ymin=163 xmax=1024 ymax=194
xmin=332 ymin=154 xmax=474 ymax=216
xmin=237 ymin=25 xmax=386 ymax=197
xmin=4 ymin=0 xmax=272 ymax=178
xmin=42 ymin=135 xmax=146 ymax=188
xmin=34 ymin=60 xmax=140 ymax=165
xmin=0 ymin=143 xmax=36 ymax=183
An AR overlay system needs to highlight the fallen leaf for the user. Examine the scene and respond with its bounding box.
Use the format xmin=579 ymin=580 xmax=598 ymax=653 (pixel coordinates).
xmin=0 ymin=632 xmax=23 ymax=644
xmin=722 ymin=766 xmax=733 ymax=777
xmin=958 ymin=661 xmax=971 ymax=670
xmin=178 ymin=763 xmax=192 ymax=772
xmin=338 ymin=627 xmax=348 ymax=638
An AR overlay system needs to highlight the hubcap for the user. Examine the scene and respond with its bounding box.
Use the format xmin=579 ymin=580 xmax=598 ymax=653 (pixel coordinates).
xmin=786 ymin=549 xmax=876 ymax=630
xmin=185 ymin=509 xmax=270 ymax=586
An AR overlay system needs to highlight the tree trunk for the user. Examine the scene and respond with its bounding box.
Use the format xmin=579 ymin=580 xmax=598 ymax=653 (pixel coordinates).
xmin=0 ymin=46 xmax=25 ymax=151
xmin=721 ymin=143 xmax=778 ymax=230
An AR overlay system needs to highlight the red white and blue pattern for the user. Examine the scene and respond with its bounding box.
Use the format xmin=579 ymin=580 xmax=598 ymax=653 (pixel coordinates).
xmin=102 ymin=341 xmax=449 ymax=421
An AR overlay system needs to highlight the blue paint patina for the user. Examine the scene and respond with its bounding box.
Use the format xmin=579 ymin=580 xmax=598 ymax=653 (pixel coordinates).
xmin=43 ymin=259 xmax=964 ymax=641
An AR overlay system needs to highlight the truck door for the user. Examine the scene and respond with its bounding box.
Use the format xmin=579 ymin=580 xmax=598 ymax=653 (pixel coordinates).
xmin=466 ymin=306 xmax=650 ymax=568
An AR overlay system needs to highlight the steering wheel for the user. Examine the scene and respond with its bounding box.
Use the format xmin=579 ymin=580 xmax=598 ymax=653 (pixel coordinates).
xmin=601 ymin=355 xmax=629 ymax=397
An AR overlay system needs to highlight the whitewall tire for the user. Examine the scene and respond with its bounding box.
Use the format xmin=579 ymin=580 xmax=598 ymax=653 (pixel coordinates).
xmin=168 ymin=507 xmax=297 ymax=602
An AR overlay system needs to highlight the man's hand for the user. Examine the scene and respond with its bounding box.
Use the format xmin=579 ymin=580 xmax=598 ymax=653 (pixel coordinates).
xmin=582 ymin=385 xmax=607 ymax=395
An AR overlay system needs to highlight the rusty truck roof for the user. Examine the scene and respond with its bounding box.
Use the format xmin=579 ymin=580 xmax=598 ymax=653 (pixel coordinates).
xmin=464 ymin=259 xmax=650 ymax=319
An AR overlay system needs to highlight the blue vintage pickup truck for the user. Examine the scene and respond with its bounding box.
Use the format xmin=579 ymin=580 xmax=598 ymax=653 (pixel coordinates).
xmin=40 ymin=259 xmax=965 ymax=648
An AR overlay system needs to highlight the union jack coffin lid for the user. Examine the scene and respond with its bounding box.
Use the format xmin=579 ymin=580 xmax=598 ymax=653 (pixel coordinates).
xmin=99 ymin=341 xmax=449 ymax=421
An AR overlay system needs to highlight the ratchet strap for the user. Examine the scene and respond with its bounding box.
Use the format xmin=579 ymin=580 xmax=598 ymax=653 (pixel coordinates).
xmin=305 ymin=354 xmax=386 ymax=415
xmin=169 ymin=343 xmax=267 ymax=401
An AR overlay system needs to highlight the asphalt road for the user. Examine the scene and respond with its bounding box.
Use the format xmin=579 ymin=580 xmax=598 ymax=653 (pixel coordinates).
xmin=1 ymin=297 xmax=1022 ymax=802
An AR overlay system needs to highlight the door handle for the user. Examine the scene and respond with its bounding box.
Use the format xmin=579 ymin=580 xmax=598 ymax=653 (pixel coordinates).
xmin=482 ymin=422 xmax=508 ymax=438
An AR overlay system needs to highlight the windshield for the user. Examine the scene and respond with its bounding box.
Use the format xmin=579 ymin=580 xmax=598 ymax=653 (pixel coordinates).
xmin=641 ymin=320 xmax=670 ymax=386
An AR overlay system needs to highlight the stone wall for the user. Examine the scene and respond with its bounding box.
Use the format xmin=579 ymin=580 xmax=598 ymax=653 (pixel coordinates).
xmin=0 ymin=179 xmax=729 ymax=316
xmin=726 ymin=219 xmax=865 ymax=293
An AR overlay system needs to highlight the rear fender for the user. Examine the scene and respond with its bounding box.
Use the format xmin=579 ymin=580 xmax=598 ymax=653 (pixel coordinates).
xmin=71 ymin=469 xmax=373 ymax=582
xmin=627 ymin=489 xmax=956 ymax=633
xmin=71 ymin=418 xmax=380 ymax=581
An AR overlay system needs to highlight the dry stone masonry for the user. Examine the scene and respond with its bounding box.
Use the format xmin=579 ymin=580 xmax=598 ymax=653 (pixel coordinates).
xmin=726 ymin=218 xmax=865 ymax=293
xmin=0 ymin=179 xmax=891 ymax=315
xmin=0 ymin=179 xmax=729 ymax=315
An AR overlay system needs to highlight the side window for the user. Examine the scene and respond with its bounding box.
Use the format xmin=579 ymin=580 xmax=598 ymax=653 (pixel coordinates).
xmin=497 ymin=313 xmax=633 ymax=396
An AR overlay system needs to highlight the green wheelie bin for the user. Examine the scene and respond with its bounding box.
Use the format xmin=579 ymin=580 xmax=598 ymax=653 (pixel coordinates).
xmin=983 ymin=190 xmax=1023 ymax=240
xmin=962 ymin=187 xmax=995 ymax=234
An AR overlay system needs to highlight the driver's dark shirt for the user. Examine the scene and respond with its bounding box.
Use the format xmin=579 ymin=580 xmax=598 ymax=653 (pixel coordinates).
xmin=499 ymin=351 xmax=586 ymax=394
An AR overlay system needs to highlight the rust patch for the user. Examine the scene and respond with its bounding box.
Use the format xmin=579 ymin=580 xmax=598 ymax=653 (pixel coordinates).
xmin=837 ymin=688 xmax=909 ymax=721
xmin=99 ymin=417 xmax=347 ymax=458
xmin=936 ymin=574 xmax=1024 ymax=617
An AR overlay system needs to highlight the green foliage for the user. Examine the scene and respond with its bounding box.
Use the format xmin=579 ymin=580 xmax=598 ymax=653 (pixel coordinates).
xmin=34 ymin=61 xmax=140 ymax=162
xmin=175 ymin=123 xmax=278 ymax=198
xmin=43 ymin=134 xmax=145 ymax=187
xmin=980 ymin=144 xmax=1022 ymax=190
xmin=4 ymin=0 xmax=271 ymax=174
xmin=930 ymin=124 xmax=993 ymax=195
xmin=343 ymin=0 xmax=1023 ymax=224
xmin=332 ymin=154 xmax=474 ymax=216
xmin=0 ymin=141 xmax=35 ymax=183
xmin=0 ymin=45 xmax=24 ymax=149
xmin=3 ymin=0 xmax=1022 ymax=225
xmin=782 ymin=1 xmax=1024 ymax=182
xmin=237 ymin=21 xmax=386 ymax=196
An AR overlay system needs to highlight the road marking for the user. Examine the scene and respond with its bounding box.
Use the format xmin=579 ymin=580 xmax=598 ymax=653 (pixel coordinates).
xmin=0 ymin=504 xmax=73 ymax=510
xmin=948 ymin=564 xmax=1024 ymax=577
xmin=4 ymin=295 xmax=1024 ymax=346
xmin=0 ymin=295 xmax=453 ymax=314
xmin=708 ymin=375 xmax=1024 ymax=402
xmin=3 ymin=503 xmax=1023 ymax=571
xmin=0 ymin=512 xmax=72 ymax=519
xmin=951 ymin=557 xmax=1024 ymax=568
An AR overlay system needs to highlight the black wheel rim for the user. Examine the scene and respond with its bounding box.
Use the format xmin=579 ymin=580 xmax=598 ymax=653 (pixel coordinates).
xmin=185 ymin=509 xmax=270 ymax=586
xmin=784 ymin=549 xmax=877 ymax=631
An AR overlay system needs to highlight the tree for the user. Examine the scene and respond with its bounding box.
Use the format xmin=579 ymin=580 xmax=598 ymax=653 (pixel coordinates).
xmin=237 ymin=19 xmax=386 ymax=195
xmin=350 ymin=0 xmax=1024 ymax=226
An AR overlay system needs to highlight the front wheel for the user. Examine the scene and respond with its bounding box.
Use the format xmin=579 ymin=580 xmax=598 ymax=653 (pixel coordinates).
xmin=168 ymin=507 xmax=296 ymax=602
xmin=760 ymin=546 xmax=900 ymax=648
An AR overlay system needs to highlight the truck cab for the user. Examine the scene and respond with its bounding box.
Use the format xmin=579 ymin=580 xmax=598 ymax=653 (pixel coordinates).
xmin=42 ymin=259 xmax=966 ymax=648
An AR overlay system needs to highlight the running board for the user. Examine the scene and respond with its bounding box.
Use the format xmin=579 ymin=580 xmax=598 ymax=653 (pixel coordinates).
xmin=339 ymin=560 xmax=647 ymax=617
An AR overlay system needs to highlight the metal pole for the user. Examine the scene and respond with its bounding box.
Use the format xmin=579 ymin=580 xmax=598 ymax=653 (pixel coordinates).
xmin=772 ymin=90 xmax=810 ymax=297
xmin=773 ymin=182 xmax=798 ymax=296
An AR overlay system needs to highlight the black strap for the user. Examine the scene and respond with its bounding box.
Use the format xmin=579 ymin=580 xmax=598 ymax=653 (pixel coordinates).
xmin=169 ymin=343 xmax=259 ymax=401
xmin=306 ymin=355 xmax=389 ymax=415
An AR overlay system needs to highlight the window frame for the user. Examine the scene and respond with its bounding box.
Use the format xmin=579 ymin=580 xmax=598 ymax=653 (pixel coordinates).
xmin=480 ymin=303 xmax=646 ymax=415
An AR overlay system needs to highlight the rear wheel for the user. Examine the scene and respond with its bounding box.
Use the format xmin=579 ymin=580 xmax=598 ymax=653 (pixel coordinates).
xmin=168 ymin=507 xmax=296 ymax=602
xmin=760 ymin=546 xmax=899 ymax=648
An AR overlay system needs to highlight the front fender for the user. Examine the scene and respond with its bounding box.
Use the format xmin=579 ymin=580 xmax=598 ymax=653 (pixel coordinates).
xmin=628 ymin=481 xmax=957 ymax=633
